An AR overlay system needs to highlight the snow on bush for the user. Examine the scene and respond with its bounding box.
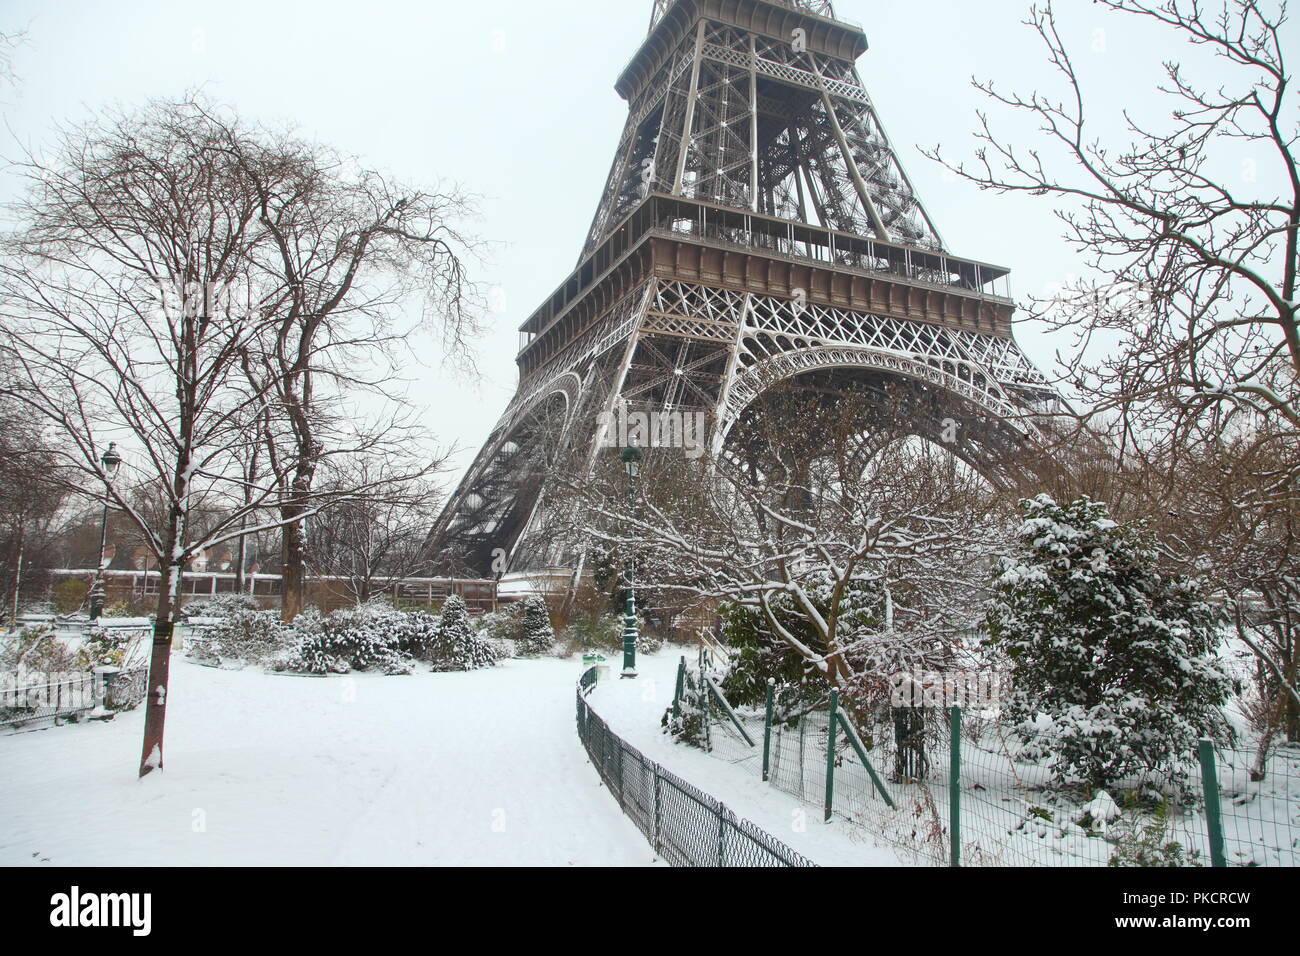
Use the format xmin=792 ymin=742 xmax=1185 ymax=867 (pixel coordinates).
xmin=270 ymin=601 xmax=500 ymax=676
xmin=430 ymin=595 xmax=498 ymax=671
xmin=79 ymin=625 xmax=148 ymax=669
xmin=477 ymin=603 xmax=523 ymax=643
xmin=181 ymin=594 xmax=262 ymax=619
xmin=276 ymin=604 xmax=414 ymax=676
xmin=516 ymin=596 xmax=556 ymax=657
xmin=559 ymin=608 xmax=660 ymax=657
xmin=186 ymin=609 xmax=293 ymax=669
xmin=986 ymin=495 xmax=1231 ymax=794
xmin=0 ymin=625 xmax=79 ymax=672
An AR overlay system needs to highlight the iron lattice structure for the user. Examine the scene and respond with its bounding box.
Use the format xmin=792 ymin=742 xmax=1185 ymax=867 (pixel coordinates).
xmin=429 ymin=0 xmax=1054 ymax=576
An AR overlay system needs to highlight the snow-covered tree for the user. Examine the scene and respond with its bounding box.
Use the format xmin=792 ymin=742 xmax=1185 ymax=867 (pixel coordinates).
xmin=986 ymin=495 xmax=1232 ymax=791
xmin=567 ymin=386 xmax=1000 ymax=696
xmin=432 ymin=594 xmax=497 ymax=671
xmin=517 ymin=596 xmax=556 ymax=657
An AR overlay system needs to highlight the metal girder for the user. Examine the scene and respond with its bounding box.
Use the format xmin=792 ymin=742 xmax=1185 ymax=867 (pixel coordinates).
xmin=427 ymin=1 xmax=1055 ymax=578
xmin=585 ymin=1 xmax=942 ymax=255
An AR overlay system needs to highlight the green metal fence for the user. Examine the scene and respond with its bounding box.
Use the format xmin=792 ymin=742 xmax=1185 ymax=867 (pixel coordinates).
xmin=680 ymin=663 xmax=1300 ymax=867
xmin=575 ymin=666 xmax=816 ymax=867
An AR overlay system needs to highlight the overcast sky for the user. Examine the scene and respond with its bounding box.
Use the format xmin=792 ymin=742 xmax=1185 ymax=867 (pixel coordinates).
xmin=0 ymin=0 xmax=1286 ymax=486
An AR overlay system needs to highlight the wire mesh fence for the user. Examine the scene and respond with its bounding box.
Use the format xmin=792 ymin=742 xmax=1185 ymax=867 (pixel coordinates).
xmin=676 ymin=659 xmax=1300 ymax=867
xmin=1213 ymin=744 xmax=1300 ymax=867
xmin=575 ymin=666 xmax=816 ymax=867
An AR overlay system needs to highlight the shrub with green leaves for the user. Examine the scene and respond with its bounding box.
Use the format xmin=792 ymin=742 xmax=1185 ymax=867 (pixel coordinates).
xmin=430 ymin=595 xmax=498 ymax=671
xmin=517 ymin=596 xmax=556 ymax=657
xmin=477 ymin=603 xmax=524 ymax=645
xmin=987 ymin=495 xmax=1230 ymax=792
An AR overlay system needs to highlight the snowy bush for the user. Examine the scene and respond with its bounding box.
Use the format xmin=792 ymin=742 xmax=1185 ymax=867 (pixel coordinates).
xmin=717 ymin=601 xmax=813 ymax=711
xmin=79 ymin=625 xmax=147 ymax=669
xmin=662 ymin=667 xmax=708 ymax=748
xmin=186 ymin=609 xmax=292 ymax=669
xmin=516 ymin=597 xmax=556 ymax=657
xmin=1107 ymin=816 xmax=1203 ymax=867
xmin=986 ymin=495 xmax=1231 ymax=793
xmin=559 ymin=609 xmax=636 ymax=656
xmin=0 ymin=625 xmax=79 ymax=672
xmin=276 ymin=604 xmax=413 ymax=676
xmin=272 ymin=601 xmax=498 ymax=676
xmin=717 ymin=575 xmax=885 ymax=713
xmin=477 ymin=603 xmax=524 ymax=644
xmin=430 ymin=595 xmax=498 ymax=671
xmin=392 ymin=612 xmax=442 ymax=662
xmin=181 ymin=594 xmax=261 ymax=619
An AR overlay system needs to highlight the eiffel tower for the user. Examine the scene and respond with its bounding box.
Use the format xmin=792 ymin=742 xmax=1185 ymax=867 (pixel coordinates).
xmin=429 ymin=0 xmax=1052 ymax=577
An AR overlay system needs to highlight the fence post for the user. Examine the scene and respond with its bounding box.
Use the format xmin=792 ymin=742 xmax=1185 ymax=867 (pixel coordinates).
xmin=718 ymin=807 xmax=726 ymax=866
xmin=1197 ymin=738 xmax=1227 ymax=868
xmin=92 ymin=665 xmax=119 ymax=717
xmin=824 ymin=689 xmax=838 ymax=823
xmin=949 ymin=704 xmax=961 ymax=868
xmin=617 ymin=740 xmax=626 ymax=809
xmin=762 ymin=678 xmax=775 ymax=782
xmin=702 ymin=669 xmax=712 ymax=753
xmin=653 ymin=771 xmax=662 ymax=854
xmin=672 ymin=656 xmax=685 ymax=722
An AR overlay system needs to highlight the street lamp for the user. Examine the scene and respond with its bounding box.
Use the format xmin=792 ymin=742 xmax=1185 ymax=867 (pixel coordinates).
xmin=620 ymin=447 xmax=642 ymax=678
xmin=88 ymin=442 xmax=122 ymax=621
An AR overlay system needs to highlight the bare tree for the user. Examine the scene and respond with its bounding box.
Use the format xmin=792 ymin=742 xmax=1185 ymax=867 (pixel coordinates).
xmin=562 ymin=387 xmax=1002 ymax=694
xmin=0 ymin=387 xmax=66 ymax=629
xmin=1112 ymin=412 xmax=1300 ymax=751
xmin=306 ymin=461 xmax=449 ymax=606
xmin=929 ymin=0 xmax=1299 ymax=756
xmin=929 ymin=0 xmax=1297 ymax=434
xmin=0 ymin=100 xmax=338 ymax=775
xmin=204 ymin=109 xmax=481 ymax=620
xmin=0 ymin=30 xmax=26 ymax=90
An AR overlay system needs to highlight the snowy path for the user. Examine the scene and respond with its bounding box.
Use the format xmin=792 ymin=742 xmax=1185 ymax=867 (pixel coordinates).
xmin=0 ymin=656 xmax=659 ymax=866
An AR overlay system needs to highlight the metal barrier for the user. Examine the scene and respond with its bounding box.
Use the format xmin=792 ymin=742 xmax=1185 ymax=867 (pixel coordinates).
xmin=689 ymin=668 xmax=1300 ymax=867
xmin=575 ymin=666 xmax=816 ymax=867
xmin=1 ymin=666 xmax=148 ymax=730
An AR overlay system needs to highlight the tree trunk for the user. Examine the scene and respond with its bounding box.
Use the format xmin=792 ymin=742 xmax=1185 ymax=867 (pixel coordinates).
xmin=1250 ymin=720 xmax=1276 ymax=782
xmin=1286 ymin=649 xmax=1300 ymax=743
xmin=138 ymin=555 xmax=178 ymax=778
xmin=279 ymin=453 xmax=316 ymax=623
xmin=235 ymin=517 xmax=248 ymax=596
xmin=280 ymin=502 xmax=307 ymax=622
xmin=7 ymin=522 xmax=23 ymax=633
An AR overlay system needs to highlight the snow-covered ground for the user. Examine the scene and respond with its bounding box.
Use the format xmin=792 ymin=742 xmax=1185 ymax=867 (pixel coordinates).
xmin=586 ymin=653 xmax=903 ymax=866
xmin=0 ymin=655 xmax=660 ymax=866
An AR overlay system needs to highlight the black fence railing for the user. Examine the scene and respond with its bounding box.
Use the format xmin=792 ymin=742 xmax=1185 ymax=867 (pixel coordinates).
xmin=575 ymin=666 xmax=816 ymax=867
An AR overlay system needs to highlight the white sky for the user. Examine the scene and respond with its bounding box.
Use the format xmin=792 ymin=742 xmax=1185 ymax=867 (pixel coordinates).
xmin=0 ymin=0 xmax=1286 ymax=486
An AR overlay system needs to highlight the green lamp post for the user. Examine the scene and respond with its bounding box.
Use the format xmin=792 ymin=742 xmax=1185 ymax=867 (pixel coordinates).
xmin=620 ymin=447 xmax=642 ymax=678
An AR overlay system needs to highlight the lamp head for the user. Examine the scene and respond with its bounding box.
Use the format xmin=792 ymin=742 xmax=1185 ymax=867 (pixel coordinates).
xmin=100 ymin=442 xmax=122 ymax=475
